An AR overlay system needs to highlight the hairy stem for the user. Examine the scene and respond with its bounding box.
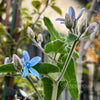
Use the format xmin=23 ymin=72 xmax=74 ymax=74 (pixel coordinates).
xmin=52 ymin=81 xmax=58 ymax=100
xmin=26 ymin=76 xmax=42 ymax=100
xmin=57 ymin=40 xmax=78 ymax=82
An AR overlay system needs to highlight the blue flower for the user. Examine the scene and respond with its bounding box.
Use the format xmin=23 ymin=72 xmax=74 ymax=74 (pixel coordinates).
xmin=21 ymin=50 xmax=41 ymax=79
xmin=56 ymin=6 xmax=85 ymax=24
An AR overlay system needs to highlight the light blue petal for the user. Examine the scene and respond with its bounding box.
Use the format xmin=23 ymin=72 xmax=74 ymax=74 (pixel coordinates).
xmin=23 ymin=50 xmax=30 ymax=63
xmin=76 ymin=8 xmax=85 ymax=20
xmin=29 ymin=67 xmax=40 ymax=79
xmin=89 ymin=22 xmax=97 ymax=30
xmin=68 ymin=6 xmax=75 ymax=20
xmin=56 ymin=18 xmax=65 ymax=21
xmin=21 ymin=59 xmax=25 ymax=67
xmin=22 ymin=67 xmax=28 ymax=77
xmin=4 ymin=57 xmax=10 ymax=64
xmin=30 ymin=56 xmax=41 ymax=66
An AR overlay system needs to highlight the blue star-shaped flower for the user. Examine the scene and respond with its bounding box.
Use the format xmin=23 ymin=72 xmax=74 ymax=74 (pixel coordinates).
xmin=56 ymin=6 xmax=85 ymax=24
xmin=21 ymin=50 xmax=41 ymax=79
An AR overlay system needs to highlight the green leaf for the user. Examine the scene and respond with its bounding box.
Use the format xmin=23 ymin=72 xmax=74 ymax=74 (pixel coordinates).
xmin=0 ymin=63 xmax=17 ymax=72
xmin=83 ymin=68 xmax=88 ymax=74
xmin=43 ymin=17 xmax=62 ymax=41
xmin=42 ymin=77 xmax=53 ymax=100
xmin=58 ymin=56 xmax=79 ymax=100
xmin=0 ymin=63 xmax=59 ymax=74
xmin=73 ymin=51 xmax=79 ymax=58
xmin=44 ymin=39 xmax=68 ymax=54
xmin=57 ymin=81 xmax=67 ymax=100
xmin=66 ymin=33 xmax=77 ymax=43
xmin=64 ymin=58 xmax=79 ymax=100
xmin=32 ymin=1 xmax=41 ymax=10
xmin=33 ymin=63 xmax=59 ymax=74
xmin=51 ymin=5 xmax=62 ymax=15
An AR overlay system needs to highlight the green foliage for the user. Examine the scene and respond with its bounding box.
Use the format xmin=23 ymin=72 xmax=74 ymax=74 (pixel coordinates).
xmin=33 ymin=63 xmax=59 ymax=75
xmin=32 ymin=0 xmax=41 ymax=10
xmin=42 ymin=77 xmax=53 ymax=100
xmin=0 ymin=63 xmax=59 ymax=74
xmin=0 ymin=63 xmax=17 ymax=72
xmin=57 ymin=81 xmax=67 ymax=100
xmin=43 ymin=17 xmax=62 ymax=41
xmin=86 ymin=2 xmax=92 ymax=9
xmin=51 ymin=5 xmax=62 ymax=15
xmin=58 ymin=55 xmax=79 ymax=100
xmin=44 ymin=39 xmax=68 ymax=54
xmin=66 ymin=33 xmax=78 ymax=43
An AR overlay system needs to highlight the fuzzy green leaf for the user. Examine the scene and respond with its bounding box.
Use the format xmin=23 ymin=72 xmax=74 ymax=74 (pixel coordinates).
xmin=51 ymin=5 xmax=62 ymax=15
xmin=44 ymin=39 xmax=68 ymax=54
xmin=42 ymin=77 xmax=53 ymax=100
xmin=33 ymin=63 xmax=59 ymax=74
xmin=43 ymin=17 xmax=62 ymax=41
xmin=57 ymin=81 xmax=67 ymax=100
xmin=0 ymin=63 xmax=17 ymax=72
xmin=66 ymin=33 xmax=78 ymax=43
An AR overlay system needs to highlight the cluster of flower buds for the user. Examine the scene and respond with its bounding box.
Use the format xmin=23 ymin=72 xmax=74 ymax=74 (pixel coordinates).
xmin=56 ymin=6 xmax=85 ymax=31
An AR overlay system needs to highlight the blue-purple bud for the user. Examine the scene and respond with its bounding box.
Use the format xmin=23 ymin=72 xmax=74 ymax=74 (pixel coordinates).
xmin=27 ymin=27 xmax=35 ymax=38
xmin=86 ymin=22 xmax=97 ymax=35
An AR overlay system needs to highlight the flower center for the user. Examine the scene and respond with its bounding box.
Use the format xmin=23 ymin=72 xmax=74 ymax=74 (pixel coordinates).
xmin=26 ymin=62 xmax=30 ymax=68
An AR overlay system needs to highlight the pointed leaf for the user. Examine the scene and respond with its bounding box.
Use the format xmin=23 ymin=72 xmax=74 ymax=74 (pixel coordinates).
xmin=64 ymin=58 xmax=79 ymax=100
xmin=42 ymin=77 xmax=53 ymax=100
xmin=66 ymin=33 xmax=77 ymax=43
xmin=32 ymin=1 xmax=41 ymax=10
xmin=57 ymin=81 xmax=67 ymax=100
xmin=33 ymin=63 xmax=59 ymax=75
xmin=44 ymin=39 xmax=68 ymax=54
xmin=43 ymin=17 xmax=62 ymax=41
xmin=0 ymin=63 xmax=17 ymax=72
xmin=51 ymin=5 xmax=62 ymax=15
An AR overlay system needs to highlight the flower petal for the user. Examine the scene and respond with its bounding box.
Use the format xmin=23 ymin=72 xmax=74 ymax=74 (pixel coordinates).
xmin=56 ymin=18 xmax=65 ymax=21
xmin=89 ymin=22 xmax=97 ymax=30
xmin=76 ymin=8 xmax=85 ymax=20
xmin=68 ymin=6 xmax=75 ymax=20
xmin=4 ymin=57 xmax=10 ymax=64
xmin=23 ymin=50 xmax=30 ymax=63
xmin=30 ymin=56 xmax=41 ymax=66
xmin=21 ymin=59 xmax=25 ymax=67
xmin=29 ymin=67 xmax=40 ymax=79
xmin=22 ymin=67 xmax=28 ymax=77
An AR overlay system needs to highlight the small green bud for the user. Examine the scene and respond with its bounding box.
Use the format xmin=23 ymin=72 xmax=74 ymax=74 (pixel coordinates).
xmin=79 ymin=19 xmax=87 ymax=34
xmin=13 ymin=54 xmax=22 ymax=71
xmin=37 ymin=34 xmax=43 ymax=43
xmin=65 ymin=13 xmax=74 ymax=30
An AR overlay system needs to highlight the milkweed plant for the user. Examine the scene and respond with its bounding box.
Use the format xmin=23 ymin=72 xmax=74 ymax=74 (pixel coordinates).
xmin=0 ymin=6 xmax=97 ymax=100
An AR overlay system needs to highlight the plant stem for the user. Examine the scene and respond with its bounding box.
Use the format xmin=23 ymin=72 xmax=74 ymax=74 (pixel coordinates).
xmin=26 ymin=76 xmax=42 ymax=100
xmin=52 ymin=81 xmax=58 ymax=100
xmin=57 ymin=40 xmax=78 ymax=82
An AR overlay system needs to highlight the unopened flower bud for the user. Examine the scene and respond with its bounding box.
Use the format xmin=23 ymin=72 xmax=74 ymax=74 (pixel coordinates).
xmin=27 ymin=27 xmax=35 ymax=38
xmin=79 ymin=19 xmax=87 ymax=34
xmin=37 ymin=34 xmax=43 ymax=43
xmin=65 ymin=13 xmax=73 ymax=30
xmin=4 ymin=57 xmax=10 ymax=64
xmin=13 ymin=54 xmax=22 ymax=71
xmin=86 ymin=22 xmax=97 ymax=36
